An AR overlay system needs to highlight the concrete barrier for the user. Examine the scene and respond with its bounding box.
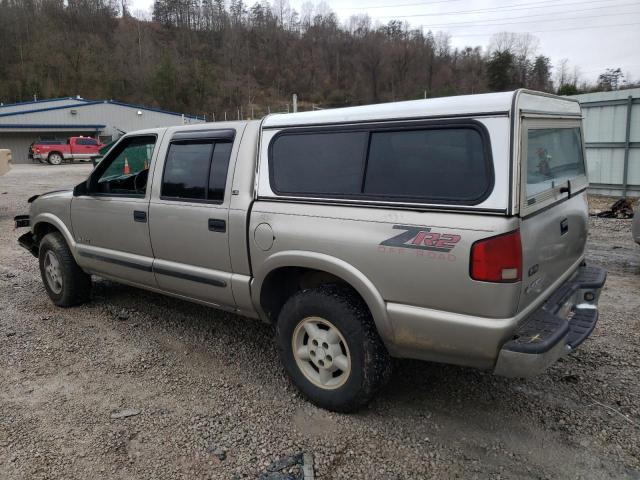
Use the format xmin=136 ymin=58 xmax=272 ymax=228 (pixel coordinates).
xmin=0 ymin=149 xmax=11 ymax=176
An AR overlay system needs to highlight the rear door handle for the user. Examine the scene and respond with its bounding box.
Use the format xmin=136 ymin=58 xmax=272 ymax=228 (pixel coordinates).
xmin=208 ymin=218 xmax=226 ymax=233
xmin=133 ymin=210 xmax=147 ymax=223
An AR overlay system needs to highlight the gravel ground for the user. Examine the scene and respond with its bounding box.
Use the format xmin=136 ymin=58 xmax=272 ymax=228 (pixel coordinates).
xmin=1 ymin=164 xmax=639 ymax=480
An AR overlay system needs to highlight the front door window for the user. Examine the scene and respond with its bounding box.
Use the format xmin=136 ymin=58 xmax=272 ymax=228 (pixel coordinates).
xmin=93 ymin=136 xmax=156 ymax=196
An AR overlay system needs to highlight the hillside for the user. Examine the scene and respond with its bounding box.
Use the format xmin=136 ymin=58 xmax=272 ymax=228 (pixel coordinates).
xmin=0 ymin=0 xmax=556 ymax=118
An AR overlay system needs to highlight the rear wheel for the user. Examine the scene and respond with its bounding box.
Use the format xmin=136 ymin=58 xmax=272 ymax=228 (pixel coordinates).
xmin=276 ymin=285 xmax=391 ymax=412
xmin=38 ymin=232 xmax=91 ymax=307
xmin=47 ymin=152 xmax=63 ymax=165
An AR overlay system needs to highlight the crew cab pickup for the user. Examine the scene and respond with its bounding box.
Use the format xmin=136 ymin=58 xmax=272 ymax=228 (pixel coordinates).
xmin=31 ymin=136 xmax=104 ymax=165
xmin=15 ymin=90 xmax=606 ymax=412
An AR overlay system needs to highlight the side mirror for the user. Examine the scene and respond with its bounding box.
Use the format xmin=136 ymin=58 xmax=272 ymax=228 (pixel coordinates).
xmin=73 ymin=181 xmax=89 ymax=197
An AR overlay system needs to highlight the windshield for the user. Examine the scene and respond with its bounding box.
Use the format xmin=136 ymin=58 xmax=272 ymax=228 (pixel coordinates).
xmin=525 ymin=127 xmax=585 ymax=200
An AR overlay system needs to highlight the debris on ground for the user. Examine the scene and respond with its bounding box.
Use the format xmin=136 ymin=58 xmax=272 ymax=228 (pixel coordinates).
xmin=259 ymin=453 xmax=310 ymax=480
xmin=110 ymin=409 xmax=141 ymax=420
xmin=595 ymin=198 xmax=635 ymax=218
xmin=208 ymin=446 xmax=227 ymax=461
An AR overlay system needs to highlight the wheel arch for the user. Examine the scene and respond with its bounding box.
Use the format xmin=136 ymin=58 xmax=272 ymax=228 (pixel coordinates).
xmin=252 ymin=251 xmax=395 ymax=347
xmin=32 ymin=214 xmax=78 ymax=260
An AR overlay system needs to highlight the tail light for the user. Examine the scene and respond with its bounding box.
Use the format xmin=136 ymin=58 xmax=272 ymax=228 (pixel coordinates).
xmin=470 ymin=230 xmax=522 ymax=283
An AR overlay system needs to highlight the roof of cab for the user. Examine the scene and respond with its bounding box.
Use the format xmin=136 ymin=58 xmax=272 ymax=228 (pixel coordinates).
xmin=262 ymin=89 xmax=580 ymax=128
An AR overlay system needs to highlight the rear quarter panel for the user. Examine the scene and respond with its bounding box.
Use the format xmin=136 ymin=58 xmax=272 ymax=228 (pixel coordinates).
xmin=250 ymin=203 xmax=521 ymax=319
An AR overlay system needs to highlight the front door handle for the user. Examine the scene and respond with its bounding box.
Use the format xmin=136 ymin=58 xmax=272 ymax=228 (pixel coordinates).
xmin=133 ymin=210 xmax=147 ymax=223
xmin=208 ymin=218 xmax=226 ymax=233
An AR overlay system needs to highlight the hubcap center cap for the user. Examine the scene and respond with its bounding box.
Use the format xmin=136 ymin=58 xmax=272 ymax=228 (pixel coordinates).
xmin=315 ymin=347 xmax=326 ymax=361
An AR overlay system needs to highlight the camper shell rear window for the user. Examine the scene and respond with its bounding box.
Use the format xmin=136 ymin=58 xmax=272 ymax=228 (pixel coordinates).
xmin=268 ymin=120 xmax=494 ymax=205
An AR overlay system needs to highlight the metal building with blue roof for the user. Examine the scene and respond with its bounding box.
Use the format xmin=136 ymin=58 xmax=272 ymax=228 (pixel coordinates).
xmin=0 ymin=96 xmax=204 ymax=163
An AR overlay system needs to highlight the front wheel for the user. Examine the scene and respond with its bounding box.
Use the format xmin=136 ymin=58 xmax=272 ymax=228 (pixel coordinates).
xmin=47 ymin=152 xmax=63 ymax=165
xmin=38 ymin=232 xmax=91 ymax=307
xmin=276 ymin=285 xmax=391 ymax=412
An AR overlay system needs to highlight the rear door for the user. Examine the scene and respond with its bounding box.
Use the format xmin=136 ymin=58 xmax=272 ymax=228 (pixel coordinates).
xmin=518 ymin=118 xmax=589 ymax=310
xmin=148 ymin=128 xmax=240 ymax=308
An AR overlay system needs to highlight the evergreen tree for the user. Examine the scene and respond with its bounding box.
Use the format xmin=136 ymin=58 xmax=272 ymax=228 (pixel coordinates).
xmin=487 ymin=50 xmax=515 ymax=92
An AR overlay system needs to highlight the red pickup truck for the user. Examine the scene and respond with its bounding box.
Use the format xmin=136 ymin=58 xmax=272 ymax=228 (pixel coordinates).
xmin=31 ymin=137 xmax=104 ymax=165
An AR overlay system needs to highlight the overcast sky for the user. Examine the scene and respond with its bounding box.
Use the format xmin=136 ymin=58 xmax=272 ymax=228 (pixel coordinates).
xmin=130 ymin=0 xmax=640 ymax=84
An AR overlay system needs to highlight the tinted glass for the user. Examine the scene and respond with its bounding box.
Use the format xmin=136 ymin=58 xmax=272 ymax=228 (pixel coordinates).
xmin=270 ymin=131 xmax=367 ymax=195
xmin=208 ymin=142 xmax=232 ymax=202
xmin=162 ymin=142 xmax=213 ymax=200
xmin=364 ymin=128 xmax=489 ymax=202
xmin=95 ymin=136 xmax=155 ymax=195
xmin=526 ymin=127 xmax=585 ymax=200
xmin=77 ymin=138 xmax=98 ymax=145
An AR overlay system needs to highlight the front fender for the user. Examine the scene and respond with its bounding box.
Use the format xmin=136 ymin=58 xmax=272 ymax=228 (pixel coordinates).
xmin=251 ymin=250 xmax=395 ymax=347
xmin=31 ymin=212 xmax=79 ymax=261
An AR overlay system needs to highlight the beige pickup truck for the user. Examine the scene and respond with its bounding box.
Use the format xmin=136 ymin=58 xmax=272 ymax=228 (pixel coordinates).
xmin=15 ymin=90 xmax=606 ymax=412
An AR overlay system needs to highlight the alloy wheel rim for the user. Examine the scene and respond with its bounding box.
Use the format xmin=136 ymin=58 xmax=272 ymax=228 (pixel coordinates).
xmin=292 ymin=316 xmax=351 ymax=390
xmin=50 ymin=154 xmax=61 ymax=165
xmin=44 ymin=250 xmax=63 ymax=294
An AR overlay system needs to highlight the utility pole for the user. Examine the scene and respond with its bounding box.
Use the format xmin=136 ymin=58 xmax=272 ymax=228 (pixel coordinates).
xmin=137 ymin=19 xmax=142 ymax=66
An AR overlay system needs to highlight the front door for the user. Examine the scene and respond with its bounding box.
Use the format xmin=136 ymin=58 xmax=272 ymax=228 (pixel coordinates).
xmin=148 ymin=128 xmax=238 ymax=308
xmin=75 ymin=137 xmax=99 ymax=160
xmin=71 ymin=134 xmax=159 ymax=287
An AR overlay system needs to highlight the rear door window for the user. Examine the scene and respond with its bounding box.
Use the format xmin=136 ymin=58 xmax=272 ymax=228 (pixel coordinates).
xmin=161 ymin=140 xmax=233 ymax=203
xmin=162 ymin=142 xmax=213 ymax=200
xmin=525 ymin=126 xmax=586 ymax=202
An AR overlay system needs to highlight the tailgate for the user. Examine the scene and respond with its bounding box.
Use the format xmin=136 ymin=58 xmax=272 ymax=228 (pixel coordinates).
xmin=517 ymin=118 xmax=589 ymax=312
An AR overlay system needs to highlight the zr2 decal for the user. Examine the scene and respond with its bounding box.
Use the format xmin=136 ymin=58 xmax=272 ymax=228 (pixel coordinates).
xmin=380 ymin=225 xmax=461 ymax=252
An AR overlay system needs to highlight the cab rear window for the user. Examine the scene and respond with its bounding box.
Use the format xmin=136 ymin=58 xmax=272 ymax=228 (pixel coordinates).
xmin=525 ymin=127 xmax=585 ymax=200
xmin=269 ymin=123 xmax=493 ymax=205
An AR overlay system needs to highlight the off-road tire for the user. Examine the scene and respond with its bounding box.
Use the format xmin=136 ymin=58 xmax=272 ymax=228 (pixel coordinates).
xmin=38 ymin=232 xmax=91 ymax=307
xmin=276 ymin=284 xmax=391 ymax=412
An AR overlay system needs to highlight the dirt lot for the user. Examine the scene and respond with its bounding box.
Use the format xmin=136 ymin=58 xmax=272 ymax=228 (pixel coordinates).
xmin=1 ymin=164 xmax=639 ymax=480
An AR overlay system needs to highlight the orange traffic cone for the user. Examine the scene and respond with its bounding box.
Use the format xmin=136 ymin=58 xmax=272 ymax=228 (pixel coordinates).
xmin=123 ymin=157 xmax=130 ymax=174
